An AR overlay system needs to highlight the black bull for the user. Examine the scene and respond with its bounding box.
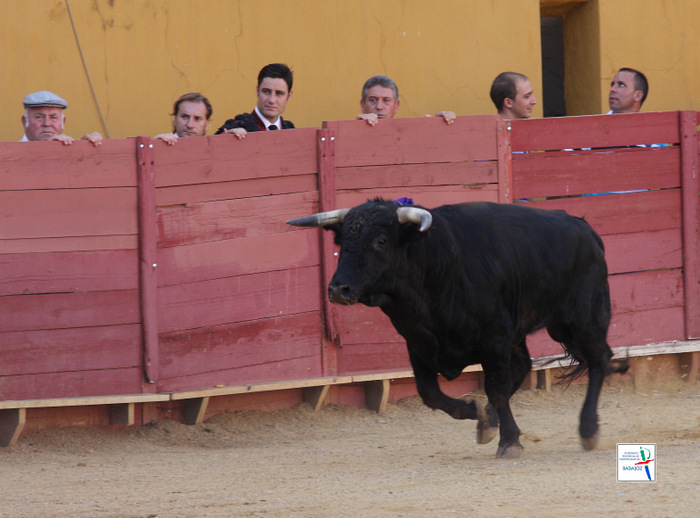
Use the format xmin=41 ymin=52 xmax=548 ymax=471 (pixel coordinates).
xmin=288 ymin=199 xmax=628 ymax=458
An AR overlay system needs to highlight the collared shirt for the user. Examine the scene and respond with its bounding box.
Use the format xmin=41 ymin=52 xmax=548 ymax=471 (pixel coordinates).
xmin=254 ymin=106 xmax=281 ymax=130
xmin=19 ymin=135 xmax=29 ymax=142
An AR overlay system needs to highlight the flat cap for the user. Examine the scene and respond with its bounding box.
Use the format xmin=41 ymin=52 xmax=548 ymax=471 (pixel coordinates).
xmin=22 ymin=91 xmax=68 ymax=109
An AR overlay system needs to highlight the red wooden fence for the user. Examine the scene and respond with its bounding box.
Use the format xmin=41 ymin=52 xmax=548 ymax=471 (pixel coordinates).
xmin=1 ymin=111 xmax=698 ymax=404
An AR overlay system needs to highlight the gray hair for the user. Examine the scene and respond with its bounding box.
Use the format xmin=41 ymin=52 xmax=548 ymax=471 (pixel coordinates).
xmin=361 ymin=74 xmax=399 ymax=101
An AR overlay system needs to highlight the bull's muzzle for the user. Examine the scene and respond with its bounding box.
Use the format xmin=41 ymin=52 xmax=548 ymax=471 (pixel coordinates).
xmin=328 ymin=282 xmax=357 ymax=305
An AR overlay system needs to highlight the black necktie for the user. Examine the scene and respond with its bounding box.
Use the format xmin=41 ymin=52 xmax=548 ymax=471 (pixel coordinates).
xmin=268 ymin=124 xmax=278 ymax=130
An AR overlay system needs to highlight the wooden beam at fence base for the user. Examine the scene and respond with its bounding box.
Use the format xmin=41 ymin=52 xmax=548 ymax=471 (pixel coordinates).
xmin=183 ymin=397 xmax=209 ymax=425
xmin=303 ymin=385 xmax=330 ymax=412
xmin=364 ymin=379 xmax=390 ymax=414
xmin=0 ymin=408 xmax=26 ymax=447
xmin=685 ymin=351 xmax=700 ymax=384
xmin=109 ymin=403 xmax=135 ymax=426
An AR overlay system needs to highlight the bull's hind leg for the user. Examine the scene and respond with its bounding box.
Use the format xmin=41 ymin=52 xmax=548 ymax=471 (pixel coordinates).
xmin=577 ymin=340 xmax=614 ymax=450
xmin=408 ymin=349 xmax=484 ymax=421
xmin=552 ymin=323 xmax=616 ymax=451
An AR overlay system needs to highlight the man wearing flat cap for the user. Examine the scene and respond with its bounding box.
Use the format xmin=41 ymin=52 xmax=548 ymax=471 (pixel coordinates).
xmin=21 ymin=91 xmax=103 ymax=146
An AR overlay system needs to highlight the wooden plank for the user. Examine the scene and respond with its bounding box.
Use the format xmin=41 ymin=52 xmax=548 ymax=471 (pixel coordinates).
xmin=316 ymin=128 xmax=340 ymax=376
xmin=687 ymin=351 xmax=700 ymax=383
xmin=510 ymin=111 xmax=680 ymax=152
xmin=157 ymin=266 xmax=321 ymax=334
xmin=1 ymin=324 xmax=142 ymax=375
xmin=325 ymin=115 xmax=500 ymax=167
xmin=182 ymin=397 xmax=209 ymax=425
xmin=0 ymin=367 xmax=145 ymax=401
xmin=109 ymin=403 xmax=135 ymax=426
xmin=364 ymin=379 xmax=390 ymax=414
xmin=0 ymin=408 xmax=26 ymax=447
xmin=608 ymin=306 xmax=686 ymax=347
xmin=335 ymin=305 xmax=403 ymax=345
xmin=519 ymin=189 xmax=682 ymax=236
xmin=0 ymin=139 xmax=138 ymax=191
xmin=0 ymin=249 xmax=139 ymax=296
xmin=609 ymin=270 xmax=684 ymax=314
xmin=303 ymin=385 xmax=330 ymax=411
xmin=1 ymin=290 xmax=141 ymax=333
xmin=156 ymin=230 xmax=320 ymax=287
xmin=154 ymin=174 xmax=318 ymax=207
xmin=335 ymin=161 xmax=498 ymax=191
xmin=159 ymin=355 xmax=327 ymax=394
xmin=603 ymin=228 xmax=683 ymax=274
xmin=497 ymin=118 xmax=513 ymax=204
xmin=336 ymin=185 xmax=499 ymax=210
xmin=158 ymin=312 xmax=323 ymax=379
xmin=530 ymin=340 xmax=700 ymax=370
xmin=0 ymin=393 xmax=170 ymax=410
xmin=0 ymin=235 xmax=138 ymax=254
xmin=152 ymin=129 xmax=319 ymax=187
xmin=512 ymin=146 xmax=680 ymax=199
xmin=170 ymin=376 xmax=353 ymax=400
xmin=0 ymin=187 xmax=138 ymax=239
xmin=156 ymin=191 xmax=319 ymax=248
xmin=337 ymin=343 xmax=412 ymax=375
xmin=137 ymin=136 xmax=158 ymax=384
xmin=680 ymin=111 xmax=700 ymax=338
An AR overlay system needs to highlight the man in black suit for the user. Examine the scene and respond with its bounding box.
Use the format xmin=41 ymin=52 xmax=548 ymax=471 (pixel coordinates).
xmin=216 ymin=63 xmax=295 ymax=138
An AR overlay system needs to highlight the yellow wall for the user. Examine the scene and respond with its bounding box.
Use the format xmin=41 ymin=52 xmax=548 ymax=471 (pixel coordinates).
xmin=2 ymin=0 xmax=541 ymax=141
xmin=565 ymin=0 xmax=700 ymax=115
xmin=3 ymin=0 xmax=699 ymax=142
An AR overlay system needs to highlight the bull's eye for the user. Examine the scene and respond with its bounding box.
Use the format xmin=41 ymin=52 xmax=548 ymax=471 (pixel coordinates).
xmin=373 ymin=235 xmax=387 ymax=250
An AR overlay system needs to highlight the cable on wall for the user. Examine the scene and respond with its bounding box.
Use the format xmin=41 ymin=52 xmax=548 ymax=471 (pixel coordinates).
xmin=65 ymin=0 xmax=110 ymax=138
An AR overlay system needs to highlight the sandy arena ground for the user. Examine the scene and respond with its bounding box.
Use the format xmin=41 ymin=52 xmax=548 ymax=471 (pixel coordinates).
xmin=1 ymin=379 xmax=698 ymax=518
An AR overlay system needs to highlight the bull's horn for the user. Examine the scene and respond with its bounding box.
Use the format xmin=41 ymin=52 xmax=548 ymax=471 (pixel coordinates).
xmin=397 ymin=207 xmax=432 ymax=232
xmin=287 ymin=208 xmax=351 ymax=228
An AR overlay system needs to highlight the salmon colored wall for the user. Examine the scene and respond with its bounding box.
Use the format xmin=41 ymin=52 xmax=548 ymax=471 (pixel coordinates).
xmin=2 ymin=0 xmax=542 ymax=141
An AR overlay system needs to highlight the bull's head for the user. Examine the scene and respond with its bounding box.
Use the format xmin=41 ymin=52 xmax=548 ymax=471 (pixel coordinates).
xmin=287 ymin=200 xmax=432 ymax=307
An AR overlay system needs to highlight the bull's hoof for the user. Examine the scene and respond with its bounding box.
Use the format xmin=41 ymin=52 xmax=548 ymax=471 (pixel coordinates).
xmin=476 ymin=420 xmax=498 ymax=444
xmin=475 ymin=403 xmax=499 ymax=444
xmin=496 ymin=443 xmax=524 ymax=459
xmin=581 ymin=431 xmax=600 ymax=451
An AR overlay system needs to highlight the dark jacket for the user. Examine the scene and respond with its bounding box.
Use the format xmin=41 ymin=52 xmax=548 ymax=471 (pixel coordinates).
xmin=215 ymin=109 xmax=294 ymax=134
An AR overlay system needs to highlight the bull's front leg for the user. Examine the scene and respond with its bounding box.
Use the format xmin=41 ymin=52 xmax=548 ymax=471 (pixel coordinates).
xmin=481 ymin=360 xmax=524 ymax=459
xmin=407 ymin=348 xmax=486 ymax=421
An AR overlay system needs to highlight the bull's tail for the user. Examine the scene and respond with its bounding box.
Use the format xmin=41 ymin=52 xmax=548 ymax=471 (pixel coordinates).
xmin=547 ymin=350 xmax=629 ymax=385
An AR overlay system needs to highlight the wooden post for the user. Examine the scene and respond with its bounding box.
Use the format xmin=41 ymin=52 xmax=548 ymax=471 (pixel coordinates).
xmin=303 ymin=385 xmax=331 ymax=412
xmin=109 ymin=403 xmax=135 ymax=426
xmin=680 ymin=111 xmax=699 ymax=339
xmin=0 ymin=408 xmax=26 ymax=447
xmin=365 ymin=379 xmax=390 ymax=414
xmin=183 ymin=397 xmax=209 ymax=425
xmin=317 ymin=128 xmax=340 ymax=376
xmin=497 ymin=118 xmax=514 ymax=204
xmin=136 ymin=137 xmax=159 ymax=385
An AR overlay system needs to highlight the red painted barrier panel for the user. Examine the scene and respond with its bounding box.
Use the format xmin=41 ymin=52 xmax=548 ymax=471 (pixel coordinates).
xmin=509 ymin=111 xmax=697 ymax=356
xmin=150 ymin=130 xmax=325 ymax=392
xmin=0 ymin=113 xmax=697 ymax=405
xmin=0 ymin=139 xmax=143 ymax=400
